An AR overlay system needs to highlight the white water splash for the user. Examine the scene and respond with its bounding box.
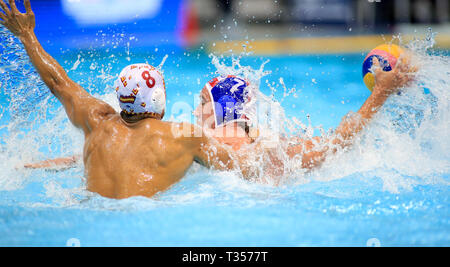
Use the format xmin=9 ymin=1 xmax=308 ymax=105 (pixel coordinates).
xmin=306 ymin=32 xmax=449 ymax=193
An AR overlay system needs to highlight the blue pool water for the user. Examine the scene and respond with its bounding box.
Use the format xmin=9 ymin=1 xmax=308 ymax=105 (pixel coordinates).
xmin=0 ymin=33 xmax=449 ymax=246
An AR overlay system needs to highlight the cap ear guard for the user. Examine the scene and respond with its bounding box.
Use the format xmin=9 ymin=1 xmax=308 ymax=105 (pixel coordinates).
xmin=150 ymin=85 xmax=166 ymax=115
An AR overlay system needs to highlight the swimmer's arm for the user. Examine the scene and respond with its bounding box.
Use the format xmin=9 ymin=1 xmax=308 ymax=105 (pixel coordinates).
xmin=288 ymin=56 xmax=416 ymax=169
xmin=192 ymin=131 xmax=279 ymax=180
xmin=287 ymin=89 xmax=396 ymax=169
xmin=194 ymin=135 xmax=236 ymax=171
xmin=329 ymin=56 xmax=416 ymax=149
xmin=178 ymin=123 xmax=237 ymax=171
xmin=195 ymin=140 xmax=258 ymax=179
xmin=0 ymin=1 xmax=115 ymax=133
xmin=24 ymin=155 xmax=81 ymax=170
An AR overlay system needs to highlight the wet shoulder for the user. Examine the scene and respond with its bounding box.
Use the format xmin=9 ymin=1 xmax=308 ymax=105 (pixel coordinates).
xmin=138 ymin=121 xmax=200 ymax=155
xmin=152 ymin=121 xmax=202 ymax=149
xmin=97 ymin=117 xmax=197 ymax=144
xmin=138 ymin=120 xmax=195 ymax=139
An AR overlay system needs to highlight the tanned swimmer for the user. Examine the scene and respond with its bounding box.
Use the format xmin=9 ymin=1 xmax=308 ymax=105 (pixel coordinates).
xmin=195 ymin=67 xmax=415 ymax=175
xmin=1 ymin=0 xmax=245 ymax=199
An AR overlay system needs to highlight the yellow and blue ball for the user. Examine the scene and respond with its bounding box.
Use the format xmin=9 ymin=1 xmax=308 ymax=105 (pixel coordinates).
xmin=362 ymin=44 xmax=404 ymax=91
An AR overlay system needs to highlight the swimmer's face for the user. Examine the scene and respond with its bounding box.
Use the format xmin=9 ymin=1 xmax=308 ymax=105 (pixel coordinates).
xmin=193 ymin=87 xmax=215 ymax=129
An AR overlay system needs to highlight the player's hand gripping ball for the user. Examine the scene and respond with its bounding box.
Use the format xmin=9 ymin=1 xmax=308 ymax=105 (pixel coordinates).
xmin=362 ymin=44 xmax=404 ymax=91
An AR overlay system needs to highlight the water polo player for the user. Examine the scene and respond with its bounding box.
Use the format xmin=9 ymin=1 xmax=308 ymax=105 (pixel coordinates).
xmin=2 ymin=0 xmax=242 ymax=199
xmin=193 ymin=56 xmax=417 ymax=174
xmin=193 ymin=75 xmax=256 ymax=151
xmin=195 ymin=59 xmax=416 ymax=172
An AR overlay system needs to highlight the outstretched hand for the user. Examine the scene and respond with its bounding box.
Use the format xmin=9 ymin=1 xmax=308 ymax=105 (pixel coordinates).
xmin=0 ymin=0 xmax=35 ymax=37
xmin=372 ymin=52 xmax=417 ymax=96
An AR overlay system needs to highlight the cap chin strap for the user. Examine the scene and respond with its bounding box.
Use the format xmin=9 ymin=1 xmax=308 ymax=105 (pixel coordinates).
xmin=120 ymin=110 xmax=163 ymax=123
xmin=205 ymin=83 xmax=220 ymax=128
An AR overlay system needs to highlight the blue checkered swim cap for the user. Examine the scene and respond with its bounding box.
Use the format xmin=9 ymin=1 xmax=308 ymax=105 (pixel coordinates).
xmin=204 ymin=75 xmax=254 ymax=127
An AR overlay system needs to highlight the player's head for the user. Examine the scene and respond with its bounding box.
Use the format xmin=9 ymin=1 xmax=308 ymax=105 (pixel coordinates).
xmin=114 ymin=64 xmax=166 ymax=122
xmin=194 ymin=75 xmax=253 ymax=130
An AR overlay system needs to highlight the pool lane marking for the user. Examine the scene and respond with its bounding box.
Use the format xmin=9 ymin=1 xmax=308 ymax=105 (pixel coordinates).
xmin=207 ymin=34 xmax=450 ymax=55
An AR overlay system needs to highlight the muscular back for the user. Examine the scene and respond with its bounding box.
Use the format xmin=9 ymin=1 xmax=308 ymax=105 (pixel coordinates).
xmin=0 ymin=1 xmax=240 ymax=199
xmin=84 ymin=114 xmax=197 ymax=199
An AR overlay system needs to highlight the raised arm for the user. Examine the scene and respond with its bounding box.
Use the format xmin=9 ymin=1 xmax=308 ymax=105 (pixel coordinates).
xmin=0 ymin=0 xmax=115 ymax=133
xmin=288 ymin=55 xmax=416 ymax=169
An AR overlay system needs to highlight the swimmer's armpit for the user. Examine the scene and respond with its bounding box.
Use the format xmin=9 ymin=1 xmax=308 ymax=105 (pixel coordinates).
xmin=24 ymin=155 xmax=81 ymax=171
